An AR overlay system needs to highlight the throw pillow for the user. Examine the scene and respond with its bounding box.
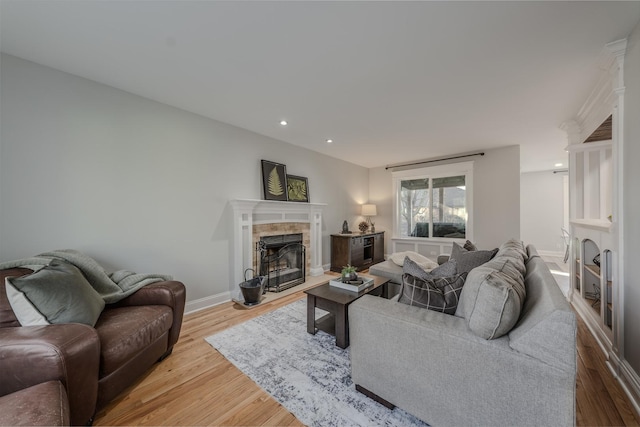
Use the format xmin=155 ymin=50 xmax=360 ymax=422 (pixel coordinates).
xmin=5 ymin=259 xmax=105 ymax=327
xmin=403 ymin=257 xmax=458 ymax=280
xmin=399 ymin=273 xmax=467 ymax=315
xmin=463 ymin=240 xmax=477 ymax=251
xmin=455 ymin=259 xmax=526 ymax=339
xmin=449 ymin=242 xmax=498 ymax=274
xmin=389 ymin=251 xmax=438 ymax=270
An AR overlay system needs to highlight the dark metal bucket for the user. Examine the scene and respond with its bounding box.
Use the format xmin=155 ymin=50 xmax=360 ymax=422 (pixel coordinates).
xmin=239 ymin=269 xmax=266 ymax=306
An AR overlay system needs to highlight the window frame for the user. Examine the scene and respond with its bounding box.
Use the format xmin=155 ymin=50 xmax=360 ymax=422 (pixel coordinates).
xmin=391 ymin=161 xmax=474 ymax=242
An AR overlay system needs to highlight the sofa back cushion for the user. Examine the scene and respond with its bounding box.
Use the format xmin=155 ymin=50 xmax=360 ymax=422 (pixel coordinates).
xmin=507 ymin=246 xmax=576 ymax=371
xmin=455 ymin=258 xmax=526 ymax=339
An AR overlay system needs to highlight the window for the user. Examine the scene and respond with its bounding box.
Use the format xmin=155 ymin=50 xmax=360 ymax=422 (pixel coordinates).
xmin=392 ymin=162 xmax=473 ymax=240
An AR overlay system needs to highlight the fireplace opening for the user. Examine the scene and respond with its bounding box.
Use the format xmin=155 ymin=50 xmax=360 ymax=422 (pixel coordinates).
xmin=256 ymin=233 xmax=306 ymax=292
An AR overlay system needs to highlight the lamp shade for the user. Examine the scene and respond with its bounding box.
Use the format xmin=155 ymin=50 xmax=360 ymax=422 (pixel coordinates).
xmin=362 ymin=204 xmax=377 ymax=216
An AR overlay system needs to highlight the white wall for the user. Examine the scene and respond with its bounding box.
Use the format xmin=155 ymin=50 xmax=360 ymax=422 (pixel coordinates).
xmin=0 ymin=54 xmax=369 ymax=303
xmin=520 ymin=170 xmax=566 ymax=254
xmin=367 ymin=145 xmax=520 ymax=252
xmin=623 ymin=18 xmax=640 ymax=379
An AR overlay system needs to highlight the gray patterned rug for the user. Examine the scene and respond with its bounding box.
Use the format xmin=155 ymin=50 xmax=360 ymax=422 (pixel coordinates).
xmin=205 ymin=298 xmax=428 ymax=427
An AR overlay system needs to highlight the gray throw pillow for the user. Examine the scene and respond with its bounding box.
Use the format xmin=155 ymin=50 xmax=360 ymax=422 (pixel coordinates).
xmin=463 ymin=240 xmax=477 ymax=251
xmin=456 ymin=258 xmax=526 ymax=339
xmin=450 ymin=242 xmax=498 ymax=274
xmin=5 ymin=259 xmax=105 ymax=326
xmin=403 ymin=256 xmax=457 ymax=279
xmin=399 ymin=273 xmax=467 ymax=315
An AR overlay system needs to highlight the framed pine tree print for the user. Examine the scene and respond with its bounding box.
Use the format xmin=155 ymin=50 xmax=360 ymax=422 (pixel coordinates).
xmin=261 ymin=160 xmax=288 ymax=201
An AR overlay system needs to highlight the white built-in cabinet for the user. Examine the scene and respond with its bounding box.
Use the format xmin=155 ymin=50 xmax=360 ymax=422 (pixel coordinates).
xmin=564 ymin=39 xmax=626 ymax=377
xmin=568 ymin=138 xmax=615 ymax=343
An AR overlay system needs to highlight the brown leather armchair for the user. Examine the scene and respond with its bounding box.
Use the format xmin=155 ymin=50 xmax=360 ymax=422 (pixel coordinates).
xmin=0 ymin=267 xmax=186 ymax=425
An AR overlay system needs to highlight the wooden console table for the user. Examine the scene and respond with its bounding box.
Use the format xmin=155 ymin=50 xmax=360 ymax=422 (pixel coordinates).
xmin=330 ymin=231 xmax=384 ymax=273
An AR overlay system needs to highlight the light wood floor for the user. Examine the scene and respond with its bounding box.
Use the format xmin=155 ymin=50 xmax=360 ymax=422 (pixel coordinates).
xmin=95 ymin=278 xmax=640 ymax=426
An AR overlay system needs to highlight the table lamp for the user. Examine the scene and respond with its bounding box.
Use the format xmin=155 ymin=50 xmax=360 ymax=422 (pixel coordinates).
xmin=362 ymin=204 xmax=377 ymax=232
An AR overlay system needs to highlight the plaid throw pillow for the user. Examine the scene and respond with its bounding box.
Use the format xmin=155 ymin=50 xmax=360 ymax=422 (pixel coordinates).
xmin=399 ymin=272 xmax=468 ymax=315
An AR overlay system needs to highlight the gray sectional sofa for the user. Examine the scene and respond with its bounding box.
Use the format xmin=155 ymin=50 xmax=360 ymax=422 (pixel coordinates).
xmin=349 ymin=242 xmax=577 ymax=426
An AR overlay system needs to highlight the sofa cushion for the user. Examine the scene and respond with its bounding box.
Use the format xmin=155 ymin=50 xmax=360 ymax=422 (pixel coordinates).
xmin=496 ymin=239 xmax=528 ymax=261
xmin=449 ymin=243 xmax=498 ymax=274
xmin=389 ymin=251 xmax=438 ymax=270
xmin=369 ymin=259 xmax=404 ymax=285
xmin=398 ymin=273 xmax=467 ymax=315
xmin=5 ymin=260 xmax=105 ymax=327
xmin=0 ymin=380 xmax=70 ymax=426
xmin=456 ymin=258 xmax=526 ymax=339
xmin=96 ymin=305 xmax=173 ymax=376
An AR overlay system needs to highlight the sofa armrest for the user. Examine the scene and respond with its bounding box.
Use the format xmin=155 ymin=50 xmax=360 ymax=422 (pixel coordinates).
xmin=111 ymin=281 xmax=186 ymax=349
xmin=0 ymin=324 xmax=100 ymax=426
xmin=348 ymin=295 xmax=575 ymax=426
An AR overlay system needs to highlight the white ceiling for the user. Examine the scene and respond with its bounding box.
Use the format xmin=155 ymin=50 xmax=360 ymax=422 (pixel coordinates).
xmin=1 ymin=1 xmax=639 ymax=172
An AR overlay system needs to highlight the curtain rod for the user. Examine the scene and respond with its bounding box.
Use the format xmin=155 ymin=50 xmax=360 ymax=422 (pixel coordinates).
xmin=385 ymin=152 xmax=485 ymax=170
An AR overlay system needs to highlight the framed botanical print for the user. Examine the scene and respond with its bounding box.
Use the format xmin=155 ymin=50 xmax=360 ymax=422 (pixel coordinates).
xmin=261 ymin=160 xmax=288 ymax=201
xmin=286 ymin=175 xmax=309 ymax=203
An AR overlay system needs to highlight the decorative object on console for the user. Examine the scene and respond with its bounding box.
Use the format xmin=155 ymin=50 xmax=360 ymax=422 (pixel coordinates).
xmin=261 ymin=160 xmax=288 ymax=201
xmin=341 ymin=220 xmax=351 ymax=234
xmin=358 ymin=221 xmax=369 ymax=233
xmin=361 ymin=204 xmax=377 ymax=232
xmin=286 ymin=174 xmax=309 ymax=202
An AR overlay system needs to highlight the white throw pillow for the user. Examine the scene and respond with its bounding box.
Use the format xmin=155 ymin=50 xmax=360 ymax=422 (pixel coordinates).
xmin=389 ymin=251 xmax=438 ymax=270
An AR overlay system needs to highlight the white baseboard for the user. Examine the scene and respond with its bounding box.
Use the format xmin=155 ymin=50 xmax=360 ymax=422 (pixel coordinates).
xmin=618 ymin=359 xmax=640 ymax=416
xmin=184 ymin=291 xmax=231 ymax=315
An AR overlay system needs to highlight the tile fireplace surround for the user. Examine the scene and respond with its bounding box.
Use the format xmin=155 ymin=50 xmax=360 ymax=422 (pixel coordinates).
xmin=229 ymin=199 xmax=325 ymax=295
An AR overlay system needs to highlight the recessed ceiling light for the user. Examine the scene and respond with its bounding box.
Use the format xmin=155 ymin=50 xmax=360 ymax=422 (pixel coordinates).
xmin=555 ymin=163 xmax=563 ymax=167
xmin=280 ymin=120 xmax=288 ymax=126
xmin=326 ymin=139 xmax=333 ymax=144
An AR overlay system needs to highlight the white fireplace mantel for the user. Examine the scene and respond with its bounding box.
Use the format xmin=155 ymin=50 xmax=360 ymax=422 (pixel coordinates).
xmin=229 ymin=199 xmax=326 ymax=294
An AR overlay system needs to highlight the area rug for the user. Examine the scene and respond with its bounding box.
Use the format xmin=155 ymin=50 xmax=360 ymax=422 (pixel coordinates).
xmin=205 ymin=299 xmax=428 ymax=427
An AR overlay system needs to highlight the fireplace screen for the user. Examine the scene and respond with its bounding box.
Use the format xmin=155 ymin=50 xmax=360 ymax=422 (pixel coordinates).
xmin=256 ymin=233 xmax=306 ymax=292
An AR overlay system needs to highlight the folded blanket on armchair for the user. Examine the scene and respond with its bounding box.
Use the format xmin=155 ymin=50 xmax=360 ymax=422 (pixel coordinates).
xmin=0 ymin=249 xmax=172 ymax=304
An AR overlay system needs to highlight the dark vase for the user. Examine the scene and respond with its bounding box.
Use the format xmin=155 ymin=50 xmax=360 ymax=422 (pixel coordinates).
xmin=343 ymin=272 xmax=358 ymax=282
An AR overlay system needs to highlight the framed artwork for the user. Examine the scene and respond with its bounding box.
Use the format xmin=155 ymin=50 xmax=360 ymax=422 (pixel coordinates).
xmin=261 ymin=160 xmax=288 ymax=201
xmin=287 ymin=175 xmax=309 ymax=203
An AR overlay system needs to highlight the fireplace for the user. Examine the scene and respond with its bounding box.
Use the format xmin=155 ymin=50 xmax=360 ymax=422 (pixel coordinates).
xmin=256 ymin=233 xmax=306 ymax=292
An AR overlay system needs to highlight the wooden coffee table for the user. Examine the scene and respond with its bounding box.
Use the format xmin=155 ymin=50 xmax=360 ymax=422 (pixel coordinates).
xmin=304 ymin=275 xmax=391 ymax=348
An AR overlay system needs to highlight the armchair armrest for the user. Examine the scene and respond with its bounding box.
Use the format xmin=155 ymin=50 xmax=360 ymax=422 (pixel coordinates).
xmin=111 ymin=281 xmax=186 ymax=349
xmin=0 ymin=324 xmax=100 ymax=426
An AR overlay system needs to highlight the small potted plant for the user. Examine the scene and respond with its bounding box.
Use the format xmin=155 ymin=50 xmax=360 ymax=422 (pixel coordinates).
xmin=341 ymin=264 xmax=358 ymax=282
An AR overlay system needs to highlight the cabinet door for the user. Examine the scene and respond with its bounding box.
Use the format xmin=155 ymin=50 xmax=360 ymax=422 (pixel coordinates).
xmin=331 ymin=236 xmax=350 ymax=272
xmin=351 ymin=237 xmax=364 ymax=268
xmin=373 ymin=233 xmax=385 ymax=263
